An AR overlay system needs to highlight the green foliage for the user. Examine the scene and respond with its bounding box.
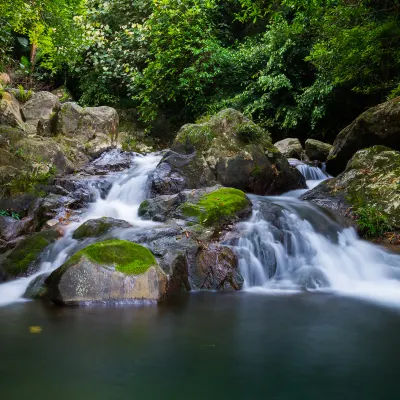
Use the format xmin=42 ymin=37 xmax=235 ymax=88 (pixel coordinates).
xmin=354 ymin=204 xmax=392 ymax=238
xmin=68 ymin=239 xmax=157 ymax=275
xmin=14 ymin=85 xmax=33 ymax=103
xmin=0 ymin=210 xmax=21 ymax=220
xmin=182 ymin=188 xmax=249 ymax=226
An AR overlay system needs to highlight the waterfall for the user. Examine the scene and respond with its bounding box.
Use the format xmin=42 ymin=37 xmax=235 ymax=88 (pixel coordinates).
xmin=231 ymin=169 xmax=400 ymax=306
xmin=0 ymin=152 xmax=162 ymax=306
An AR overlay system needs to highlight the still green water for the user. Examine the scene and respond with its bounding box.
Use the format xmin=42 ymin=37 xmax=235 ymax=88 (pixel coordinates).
xmin=1 ymin=292 xmax=399 ymax=400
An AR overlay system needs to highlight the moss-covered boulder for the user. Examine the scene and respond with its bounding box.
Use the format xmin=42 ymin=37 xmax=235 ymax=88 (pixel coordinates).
xmin=305 ymin=139 xmax=333 ymax=161
xmin=326 ymin=97 xmax=400 ymax=175
xmin=140 ymin=186 xmax=252 ymax=228
xmin=302 ymin=146 xmax=400 ymax=228
xmin=72 ymin=218 xmax=132 ymax=240
xmin=0 ymin=230 xmax=59 ymax=282
xmin=151 ymin=109 xmax=305 ymax=196
xmin=45 ymin=240 xmax=167 ymax=305
xmin=274 ymin=138 xmax=304 ymax=159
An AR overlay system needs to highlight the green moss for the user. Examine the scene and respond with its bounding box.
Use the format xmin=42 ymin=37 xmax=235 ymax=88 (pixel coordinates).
xmin=73 ymin=220 xmax=112 ymax=239
xmin=236 ymin=122 xmax=268 ymax=143
xmin=66 ymin=239 xmax=156 ymax=276
xmin=182 ymin=188 xmax=249 ymax=227
xmin=176 ymin=124 xmax=215 ymax=151
xmin=138 ymin=200 xmax=150 ymax=216
xmin=3 ymin=231 xmax=58 ymax=277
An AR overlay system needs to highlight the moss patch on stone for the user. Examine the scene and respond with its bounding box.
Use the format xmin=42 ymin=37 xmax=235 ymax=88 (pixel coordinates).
xmin=72 ymin=218 xmax=131 ymax=240
xmin=182 ymin=188 xmax=249 ymax=227
xmin=174 ymin=124 xmax=215 ymax=152
xmin=3 ymin=230 xmax=58 ymax=277
xmin=66 ymin=239 xmax=157 ymax=276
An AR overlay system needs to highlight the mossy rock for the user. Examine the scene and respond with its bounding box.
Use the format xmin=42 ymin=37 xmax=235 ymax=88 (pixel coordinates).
xmin=59 ymin=239 xmax=157 ymax=276
xmin=181 ymin=188 xmax=251 ymax=227
xmin=153 ymin=109 xmax=305 ymax=196
xmin=72 ymin=218 xmax=132 ymax=240
xmin=303 ymin=145 xmax=400 ymax=230
xmin=1 ymin=230 xmax=59 ymax=281
xmin=45 ymin=239 xmax=167 ymax=305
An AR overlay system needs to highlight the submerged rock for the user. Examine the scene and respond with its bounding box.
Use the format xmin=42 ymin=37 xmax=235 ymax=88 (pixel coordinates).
xmin=0 ymin=230 xmax=59 ymax=282
xmin=45 ymin=239 xmax=167 ymax=305
xmin=302 ymin=146 xmax=400 ymax=227
xmin=305 ymin=139 xmax=332 ymax=161
xmin=327 ymin=97 xmax=400 ymax=175
xmin=151 ymin=109 xmax=305 ymax=196
xmin=274 ymin=138 xmax=304 ymax=159
xmin=72 ymin=218 xmax=132 ymax=240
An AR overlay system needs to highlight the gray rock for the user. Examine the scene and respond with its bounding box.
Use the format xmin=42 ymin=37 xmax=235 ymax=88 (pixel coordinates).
xmin=327 ymin=98 xmax=400 ymax=175
xmin=72 ymin=218 xmax=132 ymax=240
xmin=0 ymin=93 xmax=24 ymax=128
xmin=274 ymin=138 xmax=304 ymax=159
xmin=305 ymin=139 xmax=333 ymax=161
xmin=21 ymin=91 xmax=60 ymax=135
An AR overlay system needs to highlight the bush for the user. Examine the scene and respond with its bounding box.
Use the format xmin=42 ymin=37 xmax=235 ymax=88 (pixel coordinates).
xmin=354 ymin=205 xmax=392 ymax=238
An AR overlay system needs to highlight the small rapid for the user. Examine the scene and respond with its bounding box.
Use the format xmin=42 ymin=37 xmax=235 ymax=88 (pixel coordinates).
xmin=0 ymin=152 xmax=162 ymax=306
xmin=232 ymin=162 xmax=400 ymax=307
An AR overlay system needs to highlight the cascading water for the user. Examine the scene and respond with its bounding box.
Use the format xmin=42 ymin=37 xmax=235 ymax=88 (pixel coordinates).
xmin=232 ymin=170 xmax=400 ymax=306
xmin=0 ymin=152 xmax=162 ymax=306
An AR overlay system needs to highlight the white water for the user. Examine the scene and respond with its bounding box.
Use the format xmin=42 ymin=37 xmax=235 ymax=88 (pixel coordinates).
xmin=233 ymin=165 xmax=400 ymax=307
xmin=0 ymin=152 xmax=162 ymax=306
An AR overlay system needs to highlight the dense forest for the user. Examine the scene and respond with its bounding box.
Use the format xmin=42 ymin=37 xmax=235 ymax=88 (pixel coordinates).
xmin=1 ymin=0 xmax=399 ymax=142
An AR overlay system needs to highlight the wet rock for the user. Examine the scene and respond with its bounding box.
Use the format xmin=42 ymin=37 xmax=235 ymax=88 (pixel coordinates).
xmin=302 ymin=146 xmax=400 ymax=227
xmin=151 ymin=109 xmax=305 ymax=196
xmin=0 ymin=230 xmax=59 ymax=282
xmin=327 ymin=97 xmax=400 ymax=175
xmin=305 ymin=139 xmax=333 ymax=161
xmin=24 ymin=273 xmax=50 ymax=300
xmin=140 ymin=186 xmax=252 ymax=229
xmin=45 ymin=240 xmax=168 ymax=305
xmin=274 ymin=138 xmax=304 ymax=159
xmin=21 ymin=91 xmax=60 ymax=136
xmin=191 ymin=245 xmax=243 ymax=291
xmin=85 ymin=149 xmax=135 ymax=174
xmin=159 ymin=252 xmax=191 ymax=295
xmin=72 ymin=218 xmax=132 ymax=240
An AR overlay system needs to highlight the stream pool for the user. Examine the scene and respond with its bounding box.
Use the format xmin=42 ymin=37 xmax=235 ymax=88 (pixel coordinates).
xmin=1 ymin=292 xmax=400 ymax=399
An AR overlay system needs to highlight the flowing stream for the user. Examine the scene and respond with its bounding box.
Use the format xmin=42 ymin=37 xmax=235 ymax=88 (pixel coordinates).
xmin=0 ymin=153 xmax=162 ymax=306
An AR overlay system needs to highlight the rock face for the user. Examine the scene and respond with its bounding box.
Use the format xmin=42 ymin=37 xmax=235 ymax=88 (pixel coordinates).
xmin=72 ymin=218 xmax=132 ymax=240
xmin=0 ymin=93 xmax=24 ymax=128
xmin=302 ymin=146 xmax=400 ymax=227
xmin=45 ymin=240 xmax=167 ymax=305
xmin=326 ymin=97 xmax=400 ymax=175
xmin=305 ymin=139 xmax=333 ymax=161
xmin=274 ymin=138 xmax=304 ymax=159
xmin=57 ymin=102 xmax=119 ymax=157
xmin=151 ymin=109 xmax=305 ymax=196
xmin=21 ymin=91 xmax=60 ymax=135
xmin=0 ymin=230 xmax=59 ymax=282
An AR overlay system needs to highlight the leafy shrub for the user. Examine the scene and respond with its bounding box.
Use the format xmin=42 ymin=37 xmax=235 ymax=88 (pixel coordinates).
xmin=354 ymin=205 xmax=392 ymax=238
xmin=14 ymin=84 xmax=33 ymax=103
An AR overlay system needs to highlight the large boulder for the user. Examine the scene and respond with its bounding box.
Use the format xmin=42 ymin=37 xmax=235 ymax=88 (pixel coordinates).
xmin=0 ymin=230 xmax=59 ymax=282
xmin=151 ymin=109 xmax=305 ymax=196
xmin=139 ymin=186 xmax=252 ymax=228
xmin=305 ymin=139 xmax=333 ymax=161
xmin=326 ymin=97 xmax=400 ymax=175
xmin=0 ymin=93 xmax=24 ymax=128
xmin=45 ymin=240 xmax=167 ymax=305
xmin=56 ymin=102 xmax=119 ymax=157
xmin=0 ymin=215 xmax=33 ymax=242
xmin=72 ymin=218 xmax=132 ymax=240
xmin=302 ymin=146 xmax=400 ymax=227
xmin=274 ymin=138 xmax=304 ymax=159
xmin=21 ymin=91 xmax=60 ymax=135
